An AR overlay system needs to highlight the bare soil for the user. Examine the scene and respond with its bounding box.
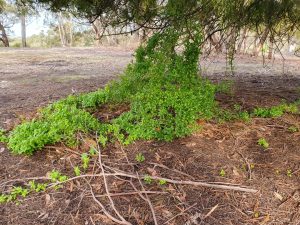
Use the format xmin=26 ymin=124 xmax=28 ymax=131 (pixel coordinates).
xmin=0 ymin=48 xmax=300 ymax=225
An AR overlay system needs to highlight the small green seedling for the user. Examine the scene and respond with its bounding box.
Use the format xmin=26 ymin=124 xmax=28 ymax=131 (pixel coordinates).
xmin=35 ymin=183 xmax=47 ymax=192
xmin=219 ymin=169 xmax=226 ymax=177
xmin=74 ymin=166 xmax=81 ymax=176
xmin=89 ymin=147 xmax=97 ymax=156
xmin=287 ymin=169 xmax=293 ymax=178
xmin=0 ymin=194 xmax=7 ymax=203
xmin=258 ymin=138 xmax=269 ymax=149
xmin=253 ymin=211 xmax=260 ymax=218
xmin=11 ymin=186 xmax=29 ymax=199
xmin=49 ymin=170 xmax=68 ymax=183
xmin=143 ymin=175 xmax=153 ymax=184
xmin=288 ymin=126 xmax=299 ymax=133
xmin=49 ymin=170 xmax=61 ymax=182
xmin=81 ymin=153 xmax=90 ymax=170
xmin=29 ymin=180 xmax=36 ymax=191
xmin=135 ymin=153 xmax=145 ymax=163
xmin=158 ymin=179 xmax=167 ymax=186
xmin=28 ymin=180 xmax=47 ymax=192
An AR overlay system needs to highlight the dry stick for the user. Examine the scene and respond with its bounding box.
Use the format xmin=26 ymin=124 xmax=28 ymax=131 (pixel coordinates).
xmin=96 ymin=135 xmax=131 ymax=225
xmin=163 ymin=203 xmax=197 ymax=224
xmin=0 ymin=176 xmax=50 ymax=188
xmin=101 ymin=166 xmax=259 ymax=193
xmin=150 ymin=162 xmax=194 ymax=179
xmin=203 ymin=204 xmax=219 ymax=220
xmin=237 ymin=150 xmax=252 ymax=180
xmin=120 ymin=144 xmax=159 ymax=225
xmin=91 ymin=191 xmax=168 ymax=198
xmin=135 ymin=172 xmax=159 ymax=225
xmin=89 ymin=182 xmax=131 ymax=225
xmin=3 ymin=170 xmax=258 ymax=193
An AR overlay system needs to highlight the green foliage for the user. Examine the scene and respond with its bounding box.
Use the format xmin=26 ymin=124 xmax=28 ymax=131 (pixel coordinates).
xmin=253 ymin=103 xmax=299 ymax=118
xmin=0 ymin=194 xmax=7 ymax=203
xmin=7 ymin=102 xmax=102 ymax=154
xmin=135 ymin=153 xmax=145 ymax=163
xmin=107 ymin=29 xmax=216 ymax=144
xmin=0 ymin=129 xmax=8 ymax=143
xmin=158 ymin=179 xmax=167 ymax=186
xmin=287 ymin=169 xmax=293 ymax=178
xmin=258 ymin=138 xmax=269 ymax=149
xmin=28 ymin=180 xmax=47 ymax=192
xmin=143 ymin=175 xmax=153 ymax=185
xmin=49 ymin=170 xmax=68 ymax=182
xmin=11 ymin=186 xmax=29 ymax=198
xmin=216 ymin=80 xmax=234 ymax=95
xmin=81 ymin=153 xmax=90 ymax=170
xmin=0 ymin=186 xmax=30 ymax=203
xmin=219 ymin=169 xmax=226 ymax=177
xmin=89 ymin=147 xmax=97 ymax=156
xmin=74 ymin=166 xmax=81 ymax=176
xmin=4 ymin=15 xmax=298 ymax=156
xmin=288 ymin=126 xmax=299 ymax=133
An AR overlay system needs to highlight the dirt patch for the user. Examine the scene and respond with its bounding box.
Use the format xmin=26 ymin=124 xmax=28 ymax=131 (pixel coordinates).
xmin=0 ymin=48 xmax=300 ymax=225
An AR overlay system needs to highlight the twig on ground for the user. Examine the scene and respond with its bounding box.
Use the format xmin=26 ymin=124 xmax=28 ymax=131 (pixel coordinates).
xmin=3 ymin=169 xmax=258 ymax=193
xmin=163 ymin=203 xmax=197 ymax=224
xmin=90 ymin=191 xmax=167 ymax=198
xmin=0 ymin=176 xmax=50 ymax=188
xmin=237 ymin=151 xmax=252 ymax=180
xmin=89 ymin=182 xmax=131 ymax=225
xmin=134 ymin=172 xmax=159 ymax=225
xmin=96 ymin=133 xmax=132 ymax=225
xmin=150 ymin=162 xmax=194 ymax=179
xmin=203 ymin=204 xmax=219 ymax=220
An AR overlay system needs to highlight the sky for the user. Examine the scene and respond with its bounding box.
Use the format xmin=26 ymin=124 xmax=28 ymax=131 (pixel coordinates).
xmin=11 ymin=12 xmax=48 ymax=38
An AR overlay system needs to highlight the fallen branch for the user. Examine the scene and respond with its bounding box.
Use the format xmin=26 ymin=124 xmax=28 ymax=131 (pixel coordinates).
xmin=163 ymin=203 xmax=197 ymax=224
xmin=90 ymin=191 xmax=168 ymax=198
xmin=89 ymin=183 xmax=131 ymax=225
xmin=95 ymin=134 xmax=131 ymax=225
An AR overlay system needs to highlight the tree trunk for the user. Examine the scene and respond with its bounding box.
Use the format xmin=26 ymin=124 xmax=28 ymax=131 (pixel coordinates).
xmin=21 ymin=14 xmax=26 ymax=47
xmin=268 ymin=36 xmax=274 ymax=59
xmin=0 ymin=22 xmax=9 ymax=47
xmin=69 ymin=16 xmax=73 ymax=47
xmin=208 ymin=33 xmax=222 ymax=53
xmin=58 ymin=13 xmax=66 ymax=47
xmin=237 ymin=28 xmax=247 ymax=54
xmin=253 ymin=29 xmax=269 ymax=56
xmin=91 ymin=21 xmax=102 ymax=46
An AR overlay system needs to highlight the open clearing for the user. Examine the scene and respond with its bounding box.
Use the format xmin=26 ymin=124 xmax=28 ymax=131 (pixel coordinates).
xmin=0 ymin=48 xmax=300 ymax=225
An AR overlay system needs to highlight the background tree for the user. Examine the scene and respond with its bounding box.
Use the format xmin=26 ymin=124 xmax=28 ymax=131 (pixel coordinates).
xmin=0 ymin=0 xmax=18 ymax=47
xmin=29 ymin=0 xmax=299 ymax=55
